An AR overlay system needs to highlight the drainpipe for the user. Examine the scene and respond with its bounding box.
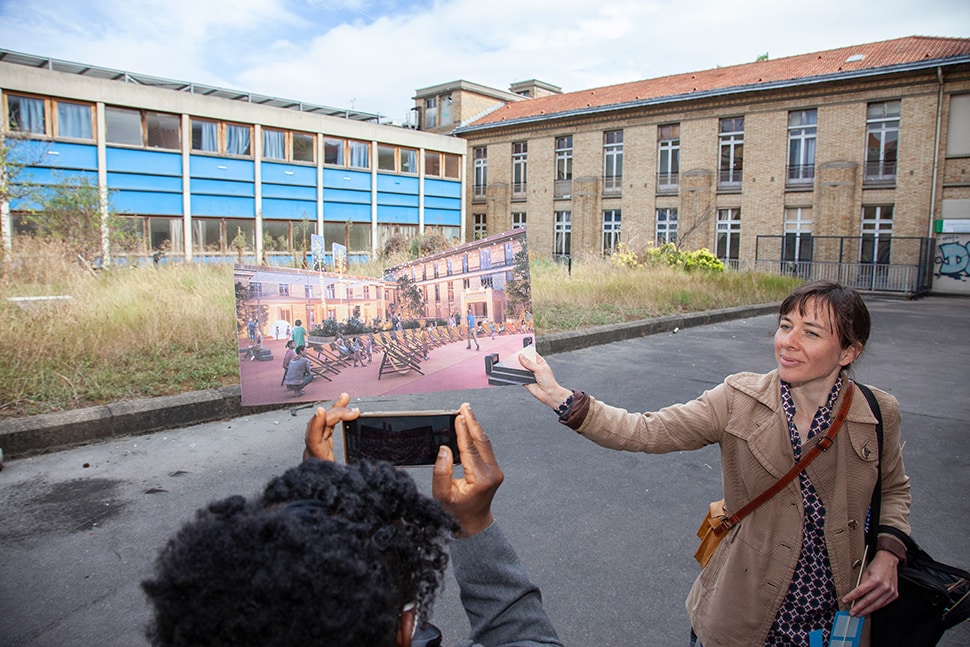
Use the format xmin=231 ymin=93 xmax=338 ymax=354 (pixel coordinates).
xmin=928 ymin=66 xmax=944 ymax=238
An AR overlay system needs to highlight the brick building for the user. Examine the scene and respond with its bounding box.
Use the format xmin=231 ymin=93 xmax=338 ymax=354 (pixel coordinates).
xmin=416 ymin=36 xmax=970 ymax=294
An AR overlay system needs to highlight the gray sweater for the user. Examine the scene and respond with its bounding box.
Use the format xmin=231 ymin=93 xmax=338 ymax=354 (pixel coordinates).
xmin=449 ymin=522 xmax=562 ymax=647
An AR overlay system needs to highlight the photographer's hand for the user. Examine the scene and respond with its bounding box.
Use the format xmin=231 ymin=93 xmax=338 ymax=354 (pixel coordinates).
xmin=432 ymin=403 xmax=503 ymax=537
xmin=303 ymin=392 xmax=360 ymax=462
xmin=518 ymin=352 xmax=573 ymax=411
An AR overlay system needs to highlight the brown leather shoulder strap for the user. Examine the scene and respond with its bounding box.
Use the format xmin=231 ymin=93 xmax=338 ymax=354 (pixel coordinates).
xmin=713 ymin=381 xmax=855 ymax=537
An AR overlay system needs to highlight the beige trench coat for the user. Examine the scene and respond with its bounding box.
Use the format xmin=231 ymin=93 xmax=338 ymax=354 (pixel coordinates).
xmin=574 ymin=370 xmax=911 ymax=647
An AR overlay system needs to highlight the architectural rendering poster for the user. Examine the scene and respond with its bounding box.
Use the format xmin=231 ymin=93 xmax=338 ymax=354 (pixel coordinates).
xmin=234 ymin=229 xmax=535 ymax=407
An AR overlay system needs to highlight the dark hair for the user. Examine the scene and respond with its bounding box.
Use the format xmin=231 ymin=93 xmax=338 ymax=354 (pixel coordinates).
xmin=142 ymin=460 xmax=458 ymax=647
xmin=285 ymin=339 xmax=295 ymax=348
xmin=779 ymin=280 xmax=870 ymax=355
xmin=295 ymin=345 xmax=305 ymax=354
xmin=295 ymin=319 xmax=302 ymax=326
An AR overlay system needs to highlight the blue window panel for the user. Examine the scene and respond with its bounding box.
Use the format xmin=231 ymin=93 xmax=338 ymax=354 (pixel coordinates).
xmin=191 ymin=178 xmax=255 ymax=197
xmin=377 ymin=192 xmax=419 ymax=207
xmin=424 ymin=208 xmax=461 ymax=226
xmin=190 ymin=155 xmax=255 ymax=181
xmin=8 ymin=140 xmax=99 ymax=170
xmin=261 ymin=183 xmax=317 ymax=200
xmin=376 ymin=173 xmax=419 ymax=194
xmin=323 ymin=168 xmax=371 ymax=191
xmin=191 ymin=194 xmax=256 ymax=217
xmin=424 ymin=178 xmax=461 ymax=198
xmin=106 ymin=147 xmax=182 ymax=176
xmin=262 ymin=198 xmax=317 ymax=220
xmin=14 ymin=167 xmax=97 ymax=186
xmin=324 ymin=188 xmax=370 ymax=204
xmin=112 ymin=190 xmax=183 ymax=216
xmin=424 ymin=196 xmax=460 ymax=210
xmin=107 ymin=172 xmax=182 ymax=193
xmin=377 ymin=205 xmax=419 ymax=224
xmin=322 ymin=202 xmax=370 ymax=222
xmin=262 ymin=162 xmax=316 ymax=186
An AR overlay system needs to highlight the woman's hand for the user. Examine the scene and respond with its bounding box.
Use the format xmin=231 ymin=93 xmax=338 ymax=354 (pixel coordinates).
xmin=432 ymin=403 xmax=503 ymax=537
xmin=303 ymin=393 xmax=360 ymax=462
xmin=842 ymin=549 xmax=899 ymax=617
xmin=518 ymin=351 xmax=573 ymax=410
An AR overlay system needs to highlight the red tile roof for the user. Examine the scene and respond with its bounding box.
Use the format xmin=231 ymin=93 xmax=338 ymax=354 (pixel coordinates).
xmin=466 ymin=36 xmax=970 ymax=129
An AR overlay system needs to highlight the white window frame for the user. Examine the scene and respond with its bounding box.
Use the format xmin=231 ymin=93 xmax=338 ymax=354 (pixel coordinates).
xmin=511 ymin=212 xmax=527 ymax=229
xmin=716 ymin=208 xmax=741 ymax=263
xmin=787 ymin=110 xmax=817 ymax=185
xmin=865 ymin=101 xmax=900 ymax=183
xmin=656 ymin=207 xmax=678 ymax=245
xmin=602 ymin=209 xmax=621 ymax=254
xmin=658 ymin=124 xmax=680 ymax=190
xmin=512 ymin=142 xmax=528 ymax=197
xmin=603 ymin=131 xmax=623 ymax=193
xmin=718 ymin=117 xmax=744 ymax=187
xmin=554 ymin=210 xmax=571 ymax=257
xmin=783 ymin=207 xmax=813 ymax=266
xmin=473 ymin=213 xmax=487 ymax=240
xmin=473 ymin=147 xmax=487 ymax=199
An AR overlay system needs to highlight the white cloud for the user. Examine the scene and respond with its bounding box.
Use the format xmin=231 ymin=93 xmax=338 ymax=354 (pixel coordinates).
xmin=1 ymin=0 xmax=968 ymax=122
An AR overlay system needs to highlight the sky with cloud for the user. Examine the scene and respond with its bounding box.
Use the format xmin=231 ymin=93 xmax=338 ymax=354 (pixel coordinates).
xmin=1 ymin=0 xmax=967 ymax=124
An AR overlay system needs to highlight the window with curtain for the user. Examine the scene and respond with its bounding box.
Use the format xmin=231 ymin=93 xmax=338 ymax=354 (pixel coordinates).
xmin=263 ymin=128 xmax=286 ymax=160
xmin=349 ymin=140 xmax=369 ymax=168
xmin=56 ymin=102 xmax=92 ymax=139
xmin=401 ymin=148 xmax=417 ymax=174
xmin=192 ymin=119 xmax=218 ymax=152
xmin=226 ymin=124 xmax=251 ymax=156
xmin=106 ymin=106 xmax=143 ymax=145
xmin=6 ymin=95 xmax=46 ymax=134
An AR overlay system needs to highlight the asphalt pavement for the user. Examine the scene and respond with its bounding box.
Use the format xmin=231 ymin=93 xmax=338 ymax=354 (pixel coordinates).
xmin=1 ymin=296 xmax=967 ymax=646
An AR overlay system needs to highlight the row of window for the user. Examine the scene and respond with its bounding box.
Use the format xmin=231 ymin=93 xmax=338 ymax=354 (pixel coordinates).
xmin=471 ymin=205 xmax=895 ymax=263
xmin=471 ymin=101 xmax=902 ymax=200
xmin=4 ymin=92 xmax=461 ymax=177
xmin=403 ymin=241 xmax=517 ymax=284
xmin=11 ymin=214 xmax=459 ymax=256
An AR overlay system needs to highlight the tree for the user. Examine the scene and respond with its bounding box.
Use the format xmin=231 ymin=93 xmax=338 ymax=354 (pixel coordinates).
xmin=20 ymin=174 xmax=132 ymax=264
xmin=0 ymin=133 xmax=44 ymax=267
xmin=504 ymin=240 xmax=532 ymax=318
xmin=396 ymin=274 xmax=425 ymax=321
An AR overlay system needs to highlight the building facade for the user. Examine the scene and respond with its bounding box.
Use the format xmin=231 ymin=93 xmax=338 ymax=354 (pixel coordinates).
xmin=384 ymin=229 xmax=528 ymax=324
xmin=431 ymin=37 xmax=970 ymax=295
xmin=234 ymin=265 xmax=389 ymax=335
xmin=1 ymin=50 xmax=466 ymax=266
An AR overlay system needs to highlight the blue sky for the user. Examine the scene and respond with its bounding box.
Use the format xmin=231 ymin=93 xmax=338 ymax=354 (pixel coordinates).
xmin=1 ymin=0 xmax=967 ymax=124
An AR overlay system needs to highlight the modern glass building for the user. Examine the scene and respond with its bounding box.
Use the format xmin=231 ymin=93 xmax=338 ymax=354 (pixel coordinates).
xmin=1 ymin=49 xmax=466 ymax=266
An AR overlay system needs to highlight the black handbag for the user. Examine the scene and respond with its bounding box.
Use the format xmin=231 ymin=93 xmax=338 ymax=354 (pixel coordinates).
xmin=858 ymin=384 xmax=970 ymax=646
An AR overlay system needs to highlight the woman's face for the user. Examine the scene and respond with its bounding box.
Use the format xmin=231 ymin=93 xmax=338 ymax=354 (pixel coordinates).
xmin=774 ymin=299 xmax=861 ymax=389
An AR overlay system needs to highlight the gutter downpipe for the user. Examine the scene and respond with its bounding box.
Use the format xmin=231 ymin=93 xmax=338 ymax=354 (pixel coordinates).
xmin=928 ymin=66 xmax=944 ymax=239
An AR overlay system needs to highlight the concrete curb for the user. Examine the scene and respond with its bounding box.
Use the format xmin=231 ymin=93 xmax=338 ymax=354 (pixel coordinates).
xmin=0 ymin=303 xmax=779 ymax=459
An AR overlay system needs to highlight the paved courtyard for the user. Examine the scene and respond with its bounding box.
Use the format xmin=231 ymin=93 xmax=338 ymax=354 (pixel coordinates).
xmin=1 ymin=296 xmax=968 ymax=646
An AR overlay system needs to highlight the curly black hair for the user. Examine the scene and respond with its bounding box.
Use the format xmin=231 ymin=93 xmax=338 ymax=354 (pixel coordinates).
xmin=142 ymin=459 xmax=459 ymax=646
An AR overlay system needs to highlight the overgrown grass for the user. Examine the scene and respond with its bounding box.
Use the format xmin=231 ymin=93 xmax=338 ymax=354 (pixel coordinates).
xmin=0 ymin=241 xmax=799 ymax=418
xmin=531 ymin=254 xmax=799 ymax=333
xmin=1 ymin=240 xmax=237 ymax=417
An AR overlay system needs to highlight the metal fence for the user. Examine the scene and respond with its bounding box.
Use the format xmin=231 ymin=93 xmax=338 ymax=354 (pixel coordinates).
xmin=753 ymin=236 xmax=935 ymax=296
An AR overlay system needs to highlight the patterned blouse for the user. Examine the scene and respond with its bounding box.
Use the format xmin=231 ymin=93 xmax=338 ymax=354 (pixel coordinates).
xmin=764 ymin=375 xmax=844 ymax=646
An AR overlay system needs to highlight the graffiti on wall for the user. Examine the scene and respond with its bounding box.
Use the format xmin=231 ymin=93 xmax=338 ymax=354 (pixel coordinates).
xmin=935 ymin=237 xmax=970 ymax=281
